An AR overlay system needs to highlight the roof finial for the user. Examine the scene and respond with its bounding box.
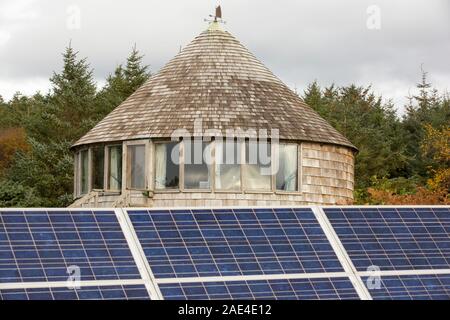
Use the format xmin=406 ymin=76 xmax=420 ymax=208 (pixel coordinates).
xmin=205 ymin=5 xmax=226 ymax=28
xmin=214 ymin=5 xmax=222 ymax=22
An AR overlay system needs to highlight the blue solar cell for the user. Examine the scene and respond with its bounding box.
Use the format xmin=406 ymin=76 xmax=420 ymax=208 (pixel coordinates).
xmin=127 ymin=208 xmax=344 ymax=279
xmin=324 ymin=207 xmax=450 ymax=271
xmin=159 ymin=277 xmax=359 ymax=300
xmin=363 ymin=274 xmax=450 ymax=300
xmin=0 ymin=210 xmax=141 ymax=283
xmin=0 ymin=285 xmax=150 ymax=300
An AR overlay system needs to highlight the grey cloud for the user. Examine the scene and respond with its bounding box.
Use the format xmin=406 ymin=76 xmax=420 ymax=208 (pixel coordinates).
xmin=0 ymin=0 xmax=449 ymax=110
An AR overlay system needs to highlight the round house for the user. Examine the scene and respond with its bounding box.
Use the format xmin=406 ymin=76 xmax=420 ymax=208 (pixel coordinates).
xmin=70 ymin=22 xmax=357 ymax=208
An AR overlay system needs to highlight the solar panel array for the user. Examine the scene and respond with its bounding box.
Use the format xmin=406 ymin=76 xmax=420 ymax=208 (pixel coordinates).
xmin=0 ymin=206 xmax=449 ymax=300
xmin=324 ymin=207 xmax=450 ymax=271
xmin=127 ymin=208 xmax=344 ymax=279
xmin=0 ymin=210 xmax=140 ymax=283
xmin=362 ymin=274 xmax=450 ymax=300
xmin=0 ymin=284 xmax=150 ymax=301
xmin=0 ymin=209 xmax=151 ymax=300
xmin=159 ymin=278 xmax=360 ymax=300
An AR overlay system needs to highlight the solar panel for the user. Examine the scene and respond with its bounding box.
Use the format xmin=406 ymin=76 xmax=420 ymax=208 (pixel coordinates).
xmin=362 ymin=274 xmax=450 ymax=300
xmin=159 ymin=277 xmax=359 ymax=300
xmin=127 ymin=208 xmax=344 ymax=279
xmin=324 ymin=207 xmax=450 ymax=272
xmin=0 ymin=284 xmax=150 ymax=300
xmin=0 ymin=210 xmax=141 ymax=283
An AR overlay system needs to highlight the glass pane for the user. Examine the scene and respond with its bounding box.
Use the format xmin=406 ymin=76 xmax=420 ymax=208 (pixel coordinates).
xmin=92 ymin=147 xmax=105 ymax=190
xmin=215 ymin=141 xmax=241 ymax=191
xmin=244 ymin=141 xmax=271 ymax=191
xmin=276 ymin=144 xmax=298 ymax=192
xmin=129 ymin=145 xmax=146 ymax=189
xmin=155 ymin=143 xmax=180 ymax=189
xmin=108 ymin=146 xmax=122 ymax=190
xmin=80 ymin=150 xmax=89 ymax=195
xmin=184 ymin=140 xmax=211 ymax=190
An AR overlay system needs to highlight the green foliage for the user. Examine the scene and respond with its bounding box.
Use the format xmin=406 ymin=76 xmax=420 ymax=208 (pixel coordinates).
xmin=304 ymin=82 xmax=410 ymax=190
xmin=0 ymin=43 xmax=447 ymax=207
xmin=0 ymin=44 xmax=150 ymax=207
xmin=95 ymin=45 xmax=151 ymax=121
xmin=402 ymin=71 xmax=450 ymax=177
xmin=0 ymin=180 xmax=42 ymax=207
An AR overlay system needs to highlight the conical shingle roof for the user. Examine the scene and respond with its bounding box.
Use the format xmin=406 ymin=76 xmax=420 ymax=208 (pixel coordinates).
xmin=73 ymin=24 xmax=356 ymax=150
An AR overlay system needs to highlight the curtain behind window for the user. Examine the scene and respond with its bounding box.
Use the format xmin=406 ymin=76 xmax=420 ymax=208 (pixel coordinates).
xmin=276 ymin=144 xmax=298 ymax=191
xmin=215 ymin=141 xmax=241 ymax=191
xmin=109 ymin=146 xmax=122 ymax=190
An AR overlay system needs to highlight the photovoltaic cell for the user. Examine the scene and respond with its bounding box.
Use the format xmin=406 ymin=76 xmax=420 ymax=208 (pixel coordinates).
xmin=127 ymin=208 xmax=344 ymax=279
xmin=159 ymin=277 xmax=359 ymax=300
xmin=0 ymin=210 xmax=141 ymax=283
xmin=363 ymin=274 xmax=450 ymax=300
xmin=324 ymin=207 xmax=450 ymax=271
xmin=0 ymin=284 xmax=150 ymax=300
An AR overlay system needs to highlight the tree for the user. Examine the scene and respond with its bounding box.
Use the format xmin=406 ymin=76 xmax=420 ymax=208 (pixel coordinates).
xmin=402 ymin=71 xmax=450 ymax=177
xmin=0 ymin=128 xmax=30 ymax=176
xmin=304 ymin=83 xmax=409 ymax=195
xmin=421 ymin=124 xmax=450 ymax=193
xmin=95 ymin=45 xmax=151 ymax=121
xmin=47 ymin=43 xmax=97 ymax=141
xmin=123 ymin=45 xmax=150 ymax=96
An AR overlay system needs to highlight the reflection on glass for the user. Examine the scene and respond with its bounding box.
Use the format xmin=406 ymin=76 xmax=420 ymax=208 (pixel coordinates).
xmin=276 ymin=144 xmax=298 ymax=192
xmin=80 ymin=150 xmax=89 ymax=195
xmin=92 ymin=147 xmax=104 ymax=190
xmin=184 ymin=140 xmax=211 ymax=190
xmin=129 ymin=145 xmax=146 ymax=189
xmin=108 ymin=146 xmax=122 ymax=190
xmin=155 ymin=142 xmax=179 ymax=189
xmin=215 ymin=141 xmax=241 ymax=191
xmin=244 ymin=141 xmax=271 ymax=190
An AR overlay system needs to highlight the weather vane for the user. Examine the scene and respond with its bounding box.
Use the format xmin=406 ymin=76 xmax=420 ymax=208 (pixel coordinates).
xmin=205 ymin=5 xmax=226 ymax=24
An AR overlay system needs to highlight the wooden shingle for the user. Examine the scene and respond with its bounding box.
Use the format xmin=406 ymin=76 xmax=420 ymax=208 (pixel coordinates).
xmin=72 ymin=25 xmax=356 ymax=150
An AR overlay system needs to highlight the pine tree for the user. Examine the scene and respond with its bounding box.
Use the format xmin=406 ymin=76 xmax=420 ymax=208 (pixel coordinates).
xmin=95 ymin=45 xmax=151 ymax=120
xmin=48 ymin=44 xmax=97 ymax=141
xmin=123 ymin=44 xmax=150 ymax=96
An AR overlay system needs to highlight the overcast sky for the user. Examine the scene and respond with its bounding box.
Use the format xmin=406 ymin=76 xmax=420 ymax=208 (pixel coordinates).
xmin=0 ymin=0 xmax=449 ymax=113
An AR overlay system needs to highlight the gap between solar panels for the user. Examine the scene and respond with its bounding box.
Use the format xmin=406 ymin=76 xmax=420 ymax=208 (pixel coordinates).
xmin=0 ymin=208 xmax=157 ymax=300
xmin=1 ymin=206 xmax=449 ymax=300
xmin=120 ymin=207 xmax=372 ymax=300
xmin=321 ymin=206 xmax=450 ymax=300
xmin=117 ymin=206 xmax=450 ymax=299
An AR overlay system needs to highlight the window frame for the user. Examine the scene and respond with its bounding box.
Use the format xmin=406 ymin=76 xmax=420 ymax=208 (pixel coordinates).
xmin=91 ymin=145 xmax=106 ymax=191
xmin=126 ymin=141 xmax=148 ymax=191
xmin=74 ymin=139 xmax=302 ymax=197
xmin=242 ymin=139 xmax=274 ymax=193
xmin=182 ymin=139 xmax=213 ymax=193
xmin=153 ymin=140 xmax=182 ymax=193
xmin=78 ymin=148 xmax=91 ymax=196
xmin=214 ymin=139 xmax=244 ymax=193
xmin=275 ymin=143 xmax=300 ymax=194
xmin=106 ymin=144 xmax=123 ymax=192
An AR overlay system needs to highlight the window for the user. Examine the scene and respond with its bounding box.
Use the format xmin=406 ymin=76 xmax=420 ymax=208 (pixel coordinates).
xmin=80 ymin=150 xmax=89 ymax=195
xmin=276 ymin=144 xmax=298 ymax=192
xmin=155 ymin=142 xmax=180 ymax=189
xmin=215 ymin=140 xmax=241 ymax=191
xmin=244 ymin=141 xmax=272 ymax=191
xmin=108 ymin=146 xmax=122 ymax=190
xmin=184 ymin=140 xmax=212 ymax=190
xmin=92 ymin=147 xmax=105 ymax=190
xmin=128 ymin=145 xmax=146 ymax=189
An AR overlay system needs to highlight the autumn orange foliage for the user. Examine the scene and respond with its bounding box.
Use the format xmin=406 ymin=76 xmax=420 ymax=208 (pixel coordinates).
xmin=0 ymin=127 xmax=30 ymax=176
xmin=367 ymin=187 xmax=449 ymax=205
xmin=366 ymin=124 xmax=449 ymax=205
